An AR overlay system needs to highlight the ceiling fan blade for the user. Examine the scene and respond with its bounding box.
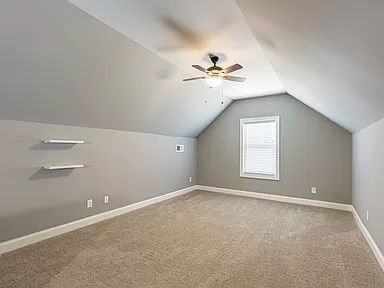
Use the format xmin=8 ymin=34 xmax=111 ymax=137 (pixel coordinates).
xmin=191 ymin=65 xmax=207 ymax=73
xmin=224 ymin=64 xmax=243 ymax=74
xmin=183 ymin=76 xmax=206 ymax=81
xmin=223 ymin=76 xmax=246 ymax=82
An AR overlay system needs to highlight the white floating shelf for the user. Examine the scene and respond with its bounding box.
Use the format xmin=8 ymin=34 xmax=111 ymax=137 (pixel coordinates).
xmin=43 ymin=139 xmax=86 ymax=144
xmin=43 ymin=164 xmax=85 ymax=170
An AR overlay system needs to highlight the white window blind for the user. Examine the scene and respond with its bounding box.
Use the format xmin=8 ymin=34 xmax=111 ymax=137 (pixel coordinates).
xmin=240 ymin=116 xmax=280 ymax=180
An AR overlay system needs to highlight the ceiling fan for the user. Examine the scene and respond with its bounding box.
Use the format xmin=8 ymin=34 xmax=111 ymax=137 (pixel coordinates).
xmin=183 ymin=54 xmax=246 ymax=88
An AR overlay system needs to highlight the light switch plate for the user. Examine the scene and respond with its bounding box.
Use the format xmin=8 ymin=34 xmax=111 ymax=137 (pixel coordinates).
xmin=176 ymin=144 xmax=185 ymax=153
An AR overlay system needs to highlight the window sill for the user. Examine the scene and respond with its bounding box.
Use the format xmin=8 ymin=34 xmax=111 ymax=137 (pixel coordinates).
xmin=240 ymin=173 xmax=280 ymax=181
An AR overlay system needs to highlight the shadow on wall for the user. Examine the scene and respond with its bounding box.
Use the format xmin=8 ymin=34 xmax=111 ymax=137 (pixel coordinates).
xmin=29 ymin=168 xmax=74 ymax=180
xmin=29 ymin=142 xmax=80 ymax=180
xmin=158 ymin=15 xmax=233 ymax=56
xmin=29 ymin=143 xmax=76 ymax=150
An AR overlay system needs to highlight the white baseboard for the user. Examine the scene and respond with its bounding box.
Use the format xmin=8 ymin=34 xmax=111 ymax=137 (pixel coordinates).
xmin=3 ymin=185 xmax=382 ymax=274
xmin=196 ymin=185 xmax=384 ymax=272
xmin=0 ymin=185 xmax=197 ymax=255
xmin=196 ymin=185 xmax=352 ymax=211
xmin=352 ymin=207 xmax=384 ymax=272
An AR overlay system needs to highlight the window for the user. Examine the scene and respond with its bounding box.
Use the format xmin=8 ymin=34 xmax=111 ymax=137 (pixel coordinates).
xmin=240 ymin=116 xmax=280 ymax=180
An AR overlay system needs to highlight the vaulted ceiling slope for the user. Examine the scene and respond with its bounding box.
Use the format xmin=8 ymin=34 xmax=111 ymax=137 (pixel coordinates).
xmin=68 ymin=0 xmax=285 ymax=99
xmin=67 ymin=0 xmax=384 ymax=132
xmin=0 ymin=0 xmax=231 ymax=138
xmin=236 ymin=0 xmax=384 ymax=132
xmin=2 ymin=0 xmax=382 ymax=136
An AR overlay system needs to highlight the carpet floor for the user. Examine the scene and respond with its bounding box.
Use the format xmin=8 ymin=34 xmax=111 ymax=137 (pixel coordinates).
xmin=1 ymin=190 xmax=383 ymax=288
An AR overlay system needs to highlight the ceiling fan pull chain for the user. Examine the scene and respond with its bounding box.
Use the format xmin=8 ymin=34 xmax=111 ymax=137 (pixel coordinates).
xmin=221 ymin=85 xmax=224 ymax=104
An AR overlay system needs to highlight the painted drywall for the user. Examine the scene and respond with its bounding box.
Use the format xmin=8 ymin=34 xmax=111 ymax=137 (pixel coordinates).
xmin=0 ymin=0 xmax=231 ymax=138
xmin=236 ymin=0 xmax=384 ymax=132
xmin=0 ymin=120 xmax=197 ymax=242
xmin=68 ymin=0 xmax=285 ymax=99
xmin=198 ymin=94 xmax=352 ymax=204
xmin=353 ymin=117 xmax=384 ymax=253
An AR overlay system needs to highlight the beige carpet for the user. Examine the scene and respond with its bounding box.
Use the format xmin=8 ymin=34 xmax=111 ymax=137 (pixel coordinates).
xmin=1 ymin=190 xmax=383 ymax=288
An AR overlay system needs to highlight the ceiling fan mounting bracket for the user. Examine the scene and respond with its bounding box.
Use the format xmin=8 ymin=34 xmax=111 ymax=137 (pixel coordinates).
xmin=209 ymin=54 xmax=219 ymax=66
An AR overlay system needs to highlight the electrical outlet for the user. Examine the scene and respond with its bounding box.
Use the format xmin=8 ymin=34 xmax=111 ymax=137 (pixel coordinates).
xmin=366 ymin=210 xmax=369 ymax=221
xmin=86 ymin=199 xmax=93 ymax=208
xmin=311 ymin=187 xmax=317 ymax=194
xmin=104 ymin=196 xmax=109 ymax=204
xmin=189 ymin=177 xmax=192 ymax=183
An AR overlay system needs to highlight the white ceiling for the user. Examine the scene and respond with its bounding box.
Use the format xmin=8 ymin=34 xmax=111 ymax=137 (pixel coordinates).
xmin=69 ymin=0 xmax=384 ymax=133
xmin=236 ymin=0 xmax=384 ymax=132
xmin=68 ymin=0 xmax=285 ymax=99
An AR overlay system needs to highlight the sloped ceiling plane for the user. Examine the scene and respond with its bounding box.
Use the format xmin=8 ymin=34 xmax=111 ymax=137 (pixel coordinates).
xmin=70 ymin=0 xmax=384 ymax=133
xmin=1 ymin=0 xmax=383 ymax=137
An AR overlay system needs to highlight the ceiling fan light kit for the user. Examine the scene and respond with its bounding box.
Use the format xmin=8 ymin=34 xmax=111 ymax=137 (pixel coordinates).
xmin=183 ymin=54 xmax=246 ymax=88
xmin=206 ymin=76 xmax=224 ymax=88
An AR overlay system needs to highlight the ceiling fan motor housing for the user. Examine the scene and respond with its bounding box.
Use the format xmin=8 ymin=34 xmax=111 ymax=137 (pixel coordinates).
xmin=207 ymin=66 xmax=224 ymax=77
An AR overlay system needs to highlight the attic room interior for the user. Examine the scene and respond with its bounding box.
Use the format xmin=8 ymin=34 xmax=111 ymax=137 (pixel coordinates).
xmin=0 ymin=0 xmax=384 ymax=287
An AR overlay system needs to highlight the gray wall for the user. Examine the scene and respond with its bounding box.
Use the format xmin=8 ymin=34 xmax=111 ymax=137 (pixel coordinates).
xmin=0 ymin=0 xmax=231 ymax=138
xmin=198 ymin=94 xmax=352 ymax=204
xmin=353 ymin=117 xmax=384 ymax=253
xmin=0 ymin=120 xmax=197 ymax=242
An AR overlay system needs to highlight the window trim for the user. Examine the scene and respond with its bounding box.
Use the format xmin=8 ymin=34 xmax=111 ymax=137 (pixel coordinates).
xmin=239 ymin=116 xmax=280 ymax=181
